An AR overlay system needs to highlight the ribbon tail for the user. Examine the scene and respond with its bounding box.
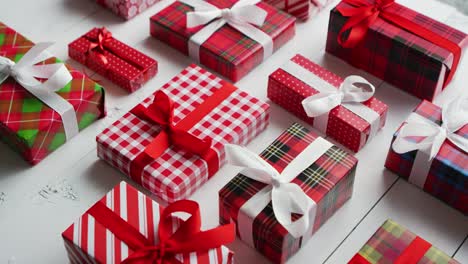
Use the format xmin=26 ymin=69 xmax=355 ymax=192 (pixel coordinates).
xmin=447 ymin=133 xmax=468 ymax=154
xmin=15 ymin=42 xmax=55 ymax=68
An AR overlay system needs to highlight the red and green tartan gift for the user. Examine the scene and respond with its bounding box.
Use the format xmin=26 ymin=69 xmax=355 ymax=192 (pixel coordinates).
xmin=219 ymin=123 xmax=358 ymax=263
xmin=349 ymin=219 xmax=461 ymax=264
xmin=69 ymin=27 xmax=158 ymax=92
xmin=385 ymin=99 xmax=467 ymax=214
xmin=150 ymin=0 xmax=296 ymax=82
xmin=0 ymin=22 xmax=106 ymax=165
xmin=326 ymin=0 xmax=468 ymax=101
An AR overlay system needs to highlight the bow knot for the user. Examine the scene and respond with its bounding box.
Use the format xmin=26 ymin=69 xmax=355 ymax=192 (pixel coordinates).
xmin=87 ymin=27 xmax=113 ymax=66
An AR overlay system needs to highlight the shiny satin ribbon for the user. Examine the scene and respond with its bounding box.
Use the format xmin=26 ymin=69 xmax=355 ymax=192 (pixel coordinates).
xmin=225 ymin=137 xmax=333 ymax=244
xmin=88 ymin=200 xmax=236 ymax=264
xmin=282 ymin=59 xmax=381 ymax=139
xmin=181 ymin=0 xmax=274 ymax=63
xmin=336 ymin=0 xmax=462 ymax=86
xmin=86 ymin=27 xmax=113 ymax=66
xmin=0 ymin=42 xmax=78 ymax=140
xmin=392 ymin=97 xmax=468 ymax=189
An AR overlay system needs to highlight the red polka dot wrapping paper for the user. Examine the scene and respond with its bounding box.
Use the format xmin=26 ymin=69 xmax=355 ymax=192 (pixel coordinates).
xmin=0 ymin=22 xmax=106 ymax=165
xmin=69 ymin=28 xmax=158 ymax=93
xmin=96 ymin=0 xmax=160 ymax=20
xmin=262 ymin=0 xmax=333 ymax=21
xmin=150 ymin=0 xmax=296 ymax=82
xmin=268 ymin=54 xmax=388 ymax=153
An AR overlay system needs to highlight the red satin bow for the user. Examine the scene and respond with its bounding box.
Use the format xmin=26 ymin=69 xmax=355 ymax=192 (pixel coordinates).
xmin=87 ymin=27 xmax=113 ymax=66
xmin=89 ymin=200 xmax=236 ymax=264
xmin=337 ymin=0 xmax=462 ymax=86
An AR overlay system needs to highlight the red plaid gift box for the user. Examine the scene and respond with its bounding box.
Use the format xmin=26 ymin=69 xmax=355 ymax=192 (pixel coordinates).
xmin=150 ymin=0 xmax=296 ymax=82
xmin=0 ymin=22 xmax=106 ymax=165
xmin=62 ymin=181 xmax=235 ymax=264
xmin=219 ymin=123 xmax=358 ymax=263
xmin=263 ymin=0 xmax=333 ymax=20
xmin=385 ymin=99 xmax=467 ymax=214
xmin=268 ymin=54 xmax=388 ymax=152
xmin=349 ymin=219 xmax=460 ymax=264
xmin=69 ymin=27 xmax=158 ymax=92
xmin=97 ymin=64 xmax=270 ymax=203
xmin=96 ymin=0 xmax=160 ymax=20
xmin=326 ymin=0 xmax=468 ymax=101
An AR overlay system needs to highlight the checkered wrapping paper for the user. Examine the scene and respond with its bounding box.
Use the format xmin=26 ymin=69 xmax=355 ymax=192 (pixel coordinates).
xmin=268 ymin=54 xmax=388 ymax=152
xmin=385 ymin=100 xmax=468 ymax=214
xmin=62 ymin=181 xmax=234 ymax=264
xmin=96 ymin=0 xmax=160 ymax=20
xmin=263 ymin=0 xmax=333 ymax=20
xmin=326 ymin=0 xmax=468 ymax=101
xmin=149 ymin=0 xmax=296 ymax=82
xmin=352 ymin=219 xmax=460 ymax=263
xmin=219 ymin=123 xmax=358 ymax=264
xmin=0 ymin=22 xmax=106 ymax=165
xmin=97 ymin=64 xmax=270 ymax=203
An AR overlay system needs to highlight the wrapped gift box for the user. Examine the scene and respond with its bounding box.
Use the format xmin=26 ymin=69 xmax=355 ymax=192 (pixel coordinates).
xmin=385 ymin=100 xmax=467 ymax=214
xmin=326 ymin=0 xmax=468 ymax=101
xmin=263 ymin=0 xmax=332 ymax=20
xmin=97 ymin=64 xmax=270 ymax=203
xmin=62 ymin=181 xmax=235 ymax=264
xmin=268 ymin=54 xmax=388 ymax=152
xmin=69 ymin=28 xmax=158 ymax=92
xmin=96 ymin=0 xmax=160 ymax=20
xmin=150 ymin=0 xmax=296 ymax=82
xmin=349 ymin=219 xmax=461 ymax=263
xmin=0 ymin=22 xmax=106 ymax=165
xmin=219 ymin=123 xmax=358 ymax=263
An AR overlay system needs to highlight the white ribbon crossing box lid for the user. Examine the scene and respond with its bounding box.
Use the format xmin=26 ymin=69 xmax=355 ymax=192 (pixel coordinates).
xmin=392 ymin=97 xmax=468 ymax=188
xmin=0 ymin=42 xmax=78 ymax=141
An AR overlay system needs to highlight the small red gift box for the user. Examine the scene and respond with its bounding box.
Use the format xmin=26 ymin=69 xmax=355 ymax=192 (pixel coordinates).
xmin=69 ymin=27 xmax=158 ymax=92
xmin=268 ymin=54 xmax=388 ymax=152
xmin=263 ymin=0 xmax=332 ymax=20
xmin=97 ymin=64 xmax=270 ymax=203
xmin=326 ymin=0 xmax=468 ymax=101
xmin=96 ymin=0 xmax=160 ymax=20
xmin=150 ymin=0 xmax=296 ymax=82
xmin=62 ymin=181 xmax=235 ymax=264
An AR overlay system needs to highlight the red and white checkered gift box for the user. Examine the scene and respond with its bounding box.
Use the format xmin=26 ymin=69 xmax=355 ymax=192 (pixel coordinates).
xmin=62 ymin=181 xmax=235 ymax=263
xmin=97 ymin=64 xmax=270 ymax=203
xmin=263 ymin=0 xmax=333 ymax=20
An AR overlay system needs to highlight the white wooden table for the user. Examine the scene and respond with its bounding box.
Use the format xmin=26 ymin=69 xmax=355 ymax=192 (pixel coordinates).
xmin=0 ymin=0 xmax=467 ymax=263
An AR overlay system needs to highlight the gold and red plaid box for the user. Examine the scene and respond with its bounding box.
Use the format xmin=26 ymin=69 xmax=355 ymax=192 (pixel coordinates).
xmin=0 ymin=22 xmax=106 ymax=165
xmin=263 ymin=0 xmax=333 ymax=20
xmin=69 ymin=27 xmax=158 ymax=92
xmin=349 ymin=219 xmax=461 ymax=263
xmin=97 ymin=64 xmax=270 ymax=203
xmin=62 ymin=181 xmax=236 ymax=264
xmin=150 ymin=0 xmax=296 ymax=82
xmin=326 ymin=0 xmax=468 ymax=101
xmin=96 ymin=0 xmax=160 ymax=20
xmin=219 ymin=123 xmax=358 ymax=263
xmin=268 ymin=54 xmax=388 ymax=152
xmin=385 ymin=99 xmax=467 ymax=214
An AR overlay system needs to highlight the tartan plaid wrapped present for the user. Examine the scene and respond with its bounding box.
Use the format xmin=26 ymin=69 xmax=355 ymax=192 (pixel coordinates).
xmin=150 ymin=0 xmax=296 ymax=82
xmin=268 ymin=54 xmax=388 ymax=152
xmin=326 ymin=0 xmax=468 ymax=101
xmin=97 ymin=64 xmax=270 ymax=203
xmin=349 ymin=219 xmax=461 ymax=264
xmin=219 ymin=123 xmax=358 ymax=263
xmin=96 ymin=0 xmax=160 ymax=20
xmin=0 ymin=22 xmax=106 ymax=165
xmin=263 ymin=0 xmax=333 ymax=20
xmin=63 ymin=181 xmax=235 ymax=264
xmin=385 ymin=99 xmax=467 ymax=214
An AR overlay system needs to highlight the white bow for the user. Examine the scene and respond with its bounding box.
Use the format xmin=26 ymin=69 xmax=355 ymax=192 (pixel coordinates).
xmin=302 ymin=75 xmax=375 ymax=117
xmin=393 ymin=97 xmax=468 ymax=160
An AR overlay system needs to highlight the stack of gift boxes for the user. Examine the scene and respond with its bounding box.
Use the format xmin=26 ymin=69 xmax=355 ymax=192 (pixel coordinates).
xmin=0 ymin=0 xmax=466 ymax=263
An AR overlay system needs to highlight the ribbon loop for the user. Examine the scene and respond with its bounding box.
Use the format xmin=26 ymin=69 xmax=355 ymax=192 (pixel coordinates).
xmin=87 ymin=27 xmax=113 ymax=66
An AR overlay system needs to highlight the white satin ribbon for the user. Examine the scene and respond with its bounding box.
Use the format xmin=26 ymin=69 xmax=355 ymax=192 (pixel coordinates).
xmin=181 ymin=0 xmax=274 ymax=63
xmin=0 ymin=42 xmax=78 ymax=140
xmin=392 ymin=98 xmax=468 ymax=188
xmin=225 ymin=137 xmax=333 ymax=245
xmin=282 ymin=60 xmax=381 ymax=139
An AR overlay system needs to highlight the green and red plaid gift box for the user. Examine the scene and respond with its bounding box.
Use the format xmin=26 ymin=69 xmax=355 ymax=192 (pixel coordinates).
xmin=150 ymin=0 xmax=296 ymax=82
xmin=0 ymin=22 xmax=106 ymax=165
xmin=349 ymin=219 xmax=460 ymax=263
xmin=326 ymin=0 xmax=468 ymax=101
xmin=219 ymin=123 xmax=358 ymax=263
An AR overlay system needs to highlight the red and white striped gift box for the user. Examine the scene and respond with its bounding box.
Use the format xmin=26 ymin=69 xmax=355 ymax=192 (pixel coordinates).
xmin=62 ymin=181 xmax=234 ymax=264
xmin=97 ymin=64 xmax=270 ymax=203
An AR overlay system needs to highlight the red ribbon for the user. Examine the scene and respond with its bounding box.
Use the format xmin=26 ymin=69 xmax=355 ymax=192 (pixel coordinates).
xmin=88 ymin=200 xmax=236 ymax=264
xmin=129 ymin=84 xmax=236 ymax=183
xmin=337 ymin=0 xmax=462 ymax=86
xmin=86 ymin=27 xmax=113 ymax=66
